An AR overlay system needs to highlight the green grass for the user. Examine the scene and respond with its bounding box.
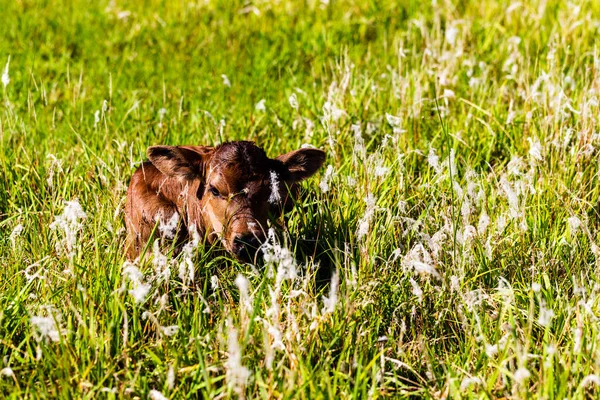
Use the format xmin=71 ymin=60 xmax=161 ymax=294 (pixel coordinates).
xmin=2 ymin=0 xmax=600 ymax=398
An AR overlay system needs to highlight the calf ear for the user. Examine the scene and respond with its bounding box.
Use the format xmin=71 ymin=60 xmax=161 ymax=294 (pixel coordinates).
xmin=147 ymin=145 xmax=213 ymax=179
xmin=276 ymin=148 xmax=326 ymax=182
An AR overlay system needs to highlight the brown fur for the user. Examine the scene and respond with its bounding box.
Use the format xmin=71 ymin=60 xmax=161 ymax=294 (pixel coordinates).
xmin=125 ymin=141 xmax=325 ymax=261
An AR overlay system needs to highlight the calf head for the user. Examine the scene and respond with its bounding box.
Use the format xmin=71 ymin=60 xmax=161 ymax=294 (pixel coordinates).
xmin=146 ymin=141 xmax=325 ymax=261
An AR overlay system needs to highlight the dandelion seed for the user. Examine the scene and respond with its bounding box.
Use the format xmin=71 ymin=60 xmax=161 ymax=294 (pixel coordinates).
xmin=2 ymin=56 xmax=10 ymax=88
xmin=319 ymin=165 xmax=334 ymax=193
xmin=268 ymin=171 xmax=281 ymax=204
xmin=0 ymin=367 xmax=14 ymax=378
xmin=221 ymin=74 xmax=231 ymax=87
xmin=149 ymin=389 xmax=168 ymax=400
xmin=289 ymin=93 xmax=299 ymax=109
xmin=255 ymin=99 xmax=266 ymax=112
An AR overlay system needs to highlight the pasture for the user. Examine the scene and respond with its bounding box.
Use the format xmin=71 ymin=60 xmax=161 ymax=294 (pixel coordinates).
xmin=1 ymin=0 xmax=600 ymax=398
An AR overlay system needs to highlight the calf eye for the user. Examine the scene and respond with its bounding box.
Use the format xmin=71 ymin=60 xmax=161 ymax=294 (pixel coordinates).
xmin=209 ymin=186 xmax=221 ymax=197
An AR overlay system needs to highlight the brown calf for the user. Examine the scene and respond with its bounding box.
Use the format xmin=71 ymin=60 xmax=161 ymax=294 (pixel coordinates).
xmin=125 ymin=141 xmax=326 ymax=261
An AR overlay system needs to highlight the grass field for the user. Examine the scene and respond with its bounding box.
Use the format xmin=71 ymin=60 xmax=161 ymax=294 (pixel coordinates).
xmin=2 ymin=0 xmax=600 ymax=398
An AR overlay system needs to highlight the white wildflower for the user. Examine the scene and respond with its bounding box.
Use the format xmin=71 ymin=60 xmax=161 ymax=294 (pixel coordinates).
xmin=323 ymin=101 xmax=345 ymax=121
xmin=161 ymin=325 xmax=180 ymax=337
xmin=9 ymin=223 xmax=23 ymax=247
xmin=262 ymin=229 xmax=296 ymax=284
xmin=289 ymin=93 xmax=298 ymax=109
xmin=210 ymin=275 xmax=219 ymax=290
xmin=2 ymin=56 xmax=10 ymax=88
xmin=153 ymin=240 xmax=170 ymax=282
xmin=49 ymin=200 xmax=87 ymax=257
xmin=385 ymin=113 xmax=402 ymax=129
xmin=568 ymin=216 xmax=582 ymax=235
xmin=319 ymin=165 xmax=335 ymax=193
xmin=0 ymin=367 xmax=14 ymax=378
xmin=573 ymin=326 xmax=583 ymax=353
xmin=94 ymin=110 xmax=100 ymax=127
xmin=445 ymin=26 xmax=459 ymax=46
xmin=322 ymin=270 xmax=339 ymax=314
xmin=374 ymin=165 xmax=389 ymax=177
xmin=149 ymin=389 xmax=168 ymax=400
xmin=357 ymin=193 xmax=377 ymax=240
xmin=460 ymin=376 xmax=481 ymax=391
xmin=409 ymin=278 xmax=423 ymax=303
xmin=485 ymin=344 xmax=498 ymax=357
xmin=178 ymin=224 xmax=200 ymax=287
xmin=30 ymin=315 xmax=64 ymax=343
xmin=255 ymin=99 xmax=266 ymax=112
xmin=477 ymin=212 xmax=490 ymax=236
xmin=268 ymin=171 xmax=281 ymax=204
xmin=581 ymin=375 xmax=600 ymax=388
xmin=528 ymin=138 xmax=543 ymax=161
xmin=225 ymin=323 xmax=251 ymax=394
xmin=443 ymin=89 xmax=455 ymax=99
xmin=514 ymin=367 xmax=531 ymax=384
xmin=428 ymin=147 xmax=441 ymax=173
xmin=235 ymin=274 xmax=253 ymax=315
xmin=402 ymin=243 xmax=440 ymax=279
xmin=167 ymin=365 xmax=176 ymax=389
xmin=129 ymin=281 xmax=150 ymax=304
xmin=221 ymin=74 xmax=231 ymax=87
xmin=158 ymin=212 xmax=179 ymax=240
xmin=538 ymin=302 xmax=555 ymax=327
xmin=122 ymin=261 xmax=151 ymax=304
xmin=450 ymin=275 xmax=460 ymax=292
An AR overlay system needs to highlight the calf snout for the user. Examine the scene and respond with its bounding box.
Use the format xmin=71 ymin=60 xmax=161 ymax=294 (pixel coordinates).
xmin=232 ymin=232 xmax=265 ymax=262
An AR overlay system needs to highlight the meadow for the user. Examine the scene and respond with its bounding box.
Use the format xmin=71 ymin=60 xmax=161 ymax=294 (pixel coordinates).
xmin=2 ymin=0 xmax=600 ymax=398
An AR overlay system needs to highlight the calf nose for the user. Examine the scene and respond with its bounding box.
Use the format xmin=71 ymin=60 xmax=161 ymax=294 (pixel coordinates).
xmin=234 ymin=234 xmax=261 ymax=249
xmin=233 ymin=234 xmax=264 ymax=261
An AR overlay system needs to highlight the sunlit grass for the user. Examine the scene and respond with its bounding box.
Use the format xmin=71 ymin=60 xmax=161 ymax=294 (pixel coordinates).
xmin=2 ymin=0 xmax=600 ymax=398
